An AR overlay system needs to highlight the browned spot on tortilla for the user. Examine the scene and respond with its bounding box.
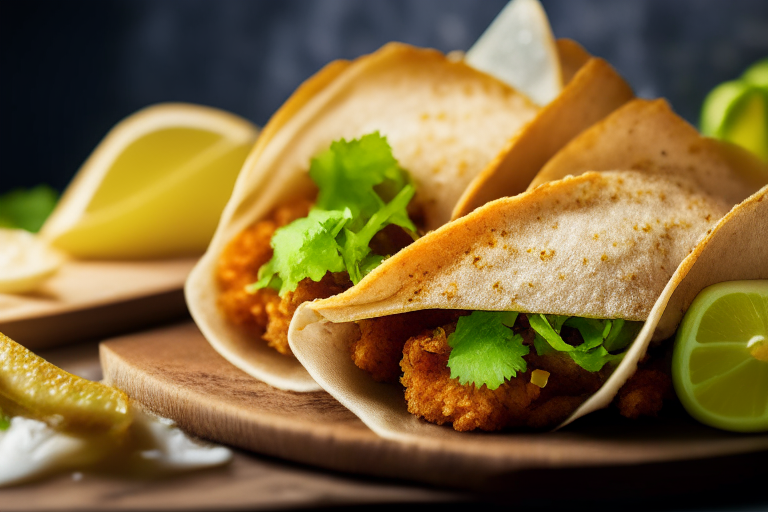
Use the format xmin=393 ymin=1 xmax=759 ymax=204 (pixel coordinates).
xmin=601 ymin=254 xmax=609 ymax=262
xmin=593 ymin=233 xmax=600 ymax=240
xmin=583 ymin=258 xmax=588 ymax=265
xmin=443 ymin=282 xmax=458 ymax=299
xmin=528 ymin=282 xmax=534 ymax=288
xmin=551 ymin=222 xmax=558 ymax=229
xmin=493 ymin=281 xmax=503 ymax=292
xmin=539 ymin=249 xmax=555 ymax=261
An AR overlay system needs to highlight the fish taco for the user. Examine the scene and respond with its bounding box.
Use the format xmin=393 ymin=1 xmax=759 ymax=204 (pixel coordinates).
xmin=288 ymin=101 xmax=767 ymax=435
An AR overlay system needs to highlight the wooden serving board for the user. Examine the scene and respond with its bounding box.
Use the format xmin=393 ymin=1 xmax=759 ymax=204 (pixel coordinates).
xmin=100 ymin=321 xmax=768 ymax=491
xmin=0 ymin=258 xmax=197 ymax=349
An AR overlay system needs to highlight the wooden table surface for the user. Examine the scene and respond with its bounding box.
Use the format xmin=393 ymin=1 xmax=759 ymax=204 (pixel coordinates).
xmin=3 ymin=320 xmax=767 ymax=512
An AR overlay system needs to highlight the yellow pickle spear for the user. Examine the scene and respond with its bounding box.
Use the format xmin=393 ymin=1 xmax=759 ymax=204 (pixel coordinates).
xmin=0 ymin=332 xmax=132 ymax=436
xmin=0 ymin=332 xmax=232 ymax=487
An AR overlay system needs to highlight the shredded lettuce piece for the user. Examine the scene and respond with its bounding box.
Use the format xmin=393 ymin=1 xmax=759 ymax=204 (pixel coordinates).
xmin=529 ymin=314 xmax=642 ymax=372
xmin=0 ymin=185 xmax=58 ymax=233
xmin=447 ymin=311 xmax=529 ymax=390
xmin=250 ymin=132 xmax=417 ymax=296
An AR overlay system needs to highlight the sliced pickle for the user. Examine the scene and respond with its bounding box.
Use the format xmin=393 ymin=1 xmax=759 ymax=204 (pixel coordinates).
xmin=0 ymin=333 xmax=132 ymax=435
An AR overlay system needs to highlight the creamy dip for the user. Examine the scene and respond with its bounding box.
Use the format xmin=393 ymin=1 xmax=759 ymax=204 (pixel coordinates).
xmin=0 ymin=405 xmax=231 ymax=486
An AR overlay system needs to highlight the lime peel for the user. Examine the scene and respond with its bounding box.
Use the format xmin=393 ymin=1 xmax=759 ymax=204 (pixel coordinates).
xmin=672 ymin=280 xmax=768 ymax=433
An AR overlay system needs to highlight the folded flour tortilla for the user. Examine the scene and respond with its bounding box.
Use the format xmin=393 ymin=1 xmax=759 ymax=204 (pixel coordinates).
xmin=288 ymin=102 xmax=767 ymax=436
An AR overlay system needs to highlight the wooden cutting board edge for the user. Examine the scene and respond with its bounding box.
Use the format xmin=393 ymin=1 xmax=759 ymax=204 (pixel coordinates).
xmin=98 ymin=322 xmax=768 ymax=490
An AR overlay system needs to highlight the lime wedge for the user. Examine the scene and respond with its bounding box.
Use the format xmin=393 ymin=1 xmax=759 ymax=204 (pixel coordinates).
xmin=0 ymin=332 xmax=132 ymax=435
xmin=701 ymin=60 xmax=768 ymax=162
xmin=0 ymin=229 xmax=63 ymax=294
xmin=466 ymin=0 xmax=561 ymax=106
xmin=672 ymin=280 xmax=768 ymax=433
xmin=40 ymin=104 xmax=258 ymax=259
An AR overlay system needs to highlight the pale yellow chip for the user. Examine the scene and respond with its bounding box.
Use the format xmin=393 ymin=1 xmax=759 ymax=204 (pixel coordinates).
xmin=466 ymin=0 xmax=561 ymax=106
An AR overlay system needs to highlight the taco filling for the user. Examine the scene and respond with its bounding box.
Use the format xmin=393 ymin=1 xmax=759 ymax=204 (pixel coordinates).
xmin=216 ymin=133 xmax=422 ymax=356
xmin=349 ymin=308 xmax=671 ymax=431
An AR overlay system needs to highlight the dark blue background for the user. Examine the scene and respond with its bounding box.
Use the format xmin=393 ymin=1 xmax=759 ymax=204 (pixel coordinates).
xmin=2 ymin=0 xmax=767 ymax=194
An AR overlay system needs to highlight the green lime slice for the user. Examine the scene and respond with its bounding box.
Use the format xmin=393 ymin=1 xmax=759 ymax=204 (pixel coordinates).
xmin=742 ymin=59 xmax=768 ymax=89
xmin=672 ymin=280 xmax=768 ymax=433
xmin=701 ymin=60 xmax=768 ymax=162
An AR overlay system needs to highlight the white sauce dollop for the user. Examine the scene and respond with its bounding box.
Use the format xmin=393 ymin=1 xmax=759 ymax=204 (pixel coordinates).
xmin=0 ymin=407 xmax=231 ymax=487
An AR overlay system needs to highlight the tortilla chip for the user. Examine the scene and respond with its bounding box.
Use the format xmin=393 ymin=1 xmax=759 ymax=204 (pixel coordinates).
xmin=186 ymin=42 xmax=539 ymax=391
xmin=452 ymin=53 xmax=634 ymax=218
xmin=529 ymin=98 xmax=768 ymax=204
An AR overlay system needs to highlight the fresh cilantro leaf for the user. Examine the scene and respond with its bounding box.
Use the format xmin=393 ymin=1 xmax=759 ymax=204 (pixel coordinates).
xmin=563 ymin=317 xmax=606 ymax=351
xmin=570 ymin=346 xmax=618 ymax=372
xmin=500 ymin=311 xmax=519 ymax=328
xmin=603 ymin=319 xmax=644 ymax=353
xmin=339 ymin=185 xmax=415 ymax=283
xmin=249 ymin=209 xmax=350 ymax=296
xmin=533 ymin=333 xmax=556 ymax=356
xmin=528 ymin=314 xmax=641 ymax=372
xmin=251 ymin=133 xmax=417 ymax=296
xmin=0 ymin=185 xmax=58 ymax=233
xmin=545 ymin=314 xmax=569 ymax=333
xmin=310 ymin=132 xmax=414 ymax=232
xmin=528 ymin=314 xmax=576 ymax=352
xmin=447 ymin=311 xmax=529 ymax=390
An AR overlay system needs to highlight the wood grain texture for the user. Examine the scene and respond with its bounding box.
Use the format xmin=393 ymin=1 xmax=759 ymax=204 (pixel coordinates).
xmin=0 ymin=258 xmax=196 ymax=349
xmin=100 ymin=322 xmax=768 ymax=491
